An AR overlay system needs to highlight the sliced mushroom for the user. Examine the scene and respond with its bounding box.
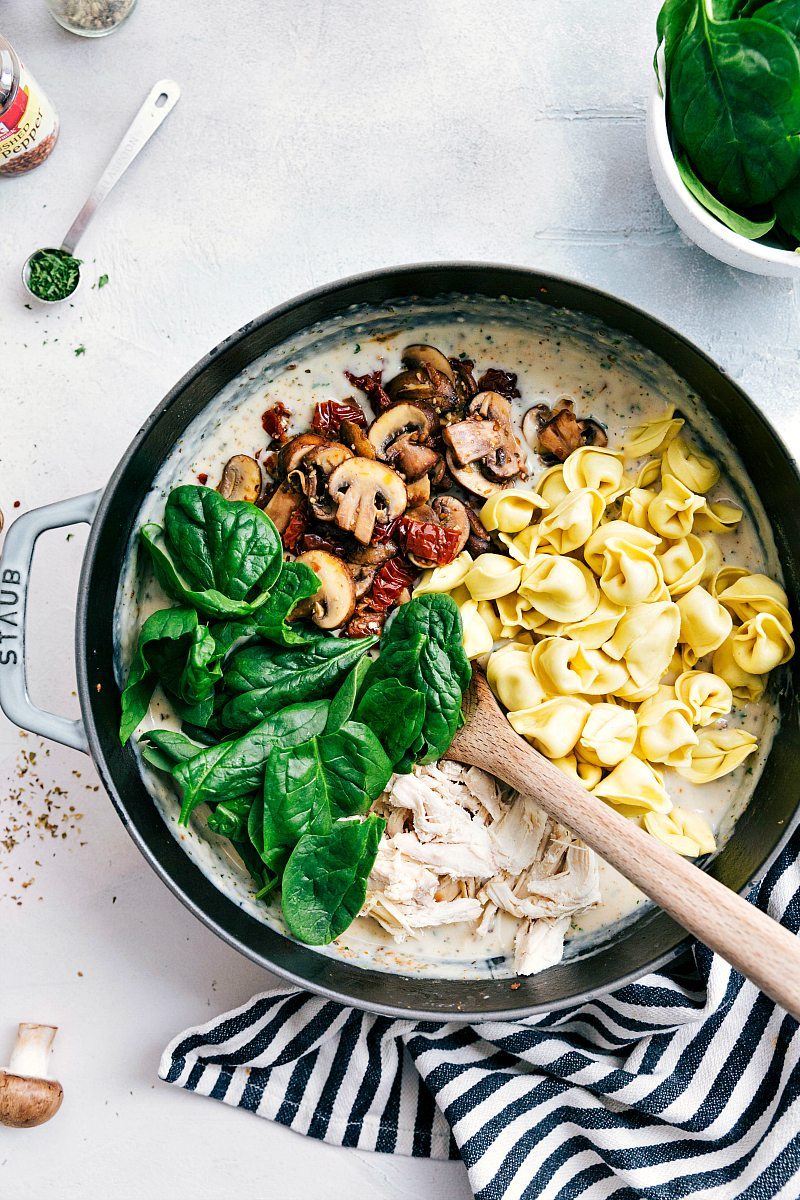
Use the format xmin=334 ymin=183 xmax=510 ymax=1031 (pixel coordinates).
xmin=348 ymin=539 xmax=399 ymax=566
xmin=401 ymin=344 xmax=456 ymax=384
xmin=289 ymin=441 xmax=353 ymax=521
xmin=339 ymin=418 xmax=376 ymax=459
xmin=368 ymin=402 xmax=437 ymax=456
xmin=405 ymin=473 xmax=431 ymax=507
xmin=443 ymin=419 xmax=502 ymax=466
xmin=537 ymin=407 xmax=584 ymax=461
xmin=579 ymin=417 xmax=608 ymax=448
xmin=278 ymin=432 xmax=330 ymax=477
xmin=465 ymin=504 xmax=493 ymax=555
xmin=264 ymin=481 xmax=304 ymax=534
xmin=328 ymin=458 xmax=408 ymax=544
xmin=350 ymin=563 xmax=377 ymax=599
xmin=467 ymin=391 xmax=523 ymax=480
xmin=449 ymin=356 xmax=479 ymax=406
xmin=217 ymin=454 xmax=262 ymax=503
xmin=445 ymin=449 xmax=512 ymax=498
xmin=432 ymin=496 xmax=470 ymax=556
xmin=386 ymin=436 xmax=441 ymax=481
xmin=521 ymin=403 xmax=552 ymax=449
xmin=384 ymin=360 xmax=458 ymax=413
xmin=293 ymin=549 xmax=356 ymax=629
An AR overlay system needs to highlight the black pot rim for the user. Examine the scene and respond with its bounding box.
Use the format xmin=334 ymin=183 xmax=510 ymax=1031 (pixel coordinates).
xmin=74 ymin=260 xmax=800 ymax=1021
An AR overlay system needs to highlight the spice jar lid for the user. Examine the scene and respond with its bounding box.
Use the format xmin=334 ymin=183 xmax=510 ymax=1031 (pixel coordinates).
xmin=0 ymin=40 xmax=19 ymax=111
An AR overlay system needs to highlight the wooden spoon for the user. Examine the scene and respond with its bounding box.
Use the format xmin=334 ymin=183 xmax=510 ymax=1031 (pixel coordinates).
xmin=445 ymin=671 xmax=800 ymax=1018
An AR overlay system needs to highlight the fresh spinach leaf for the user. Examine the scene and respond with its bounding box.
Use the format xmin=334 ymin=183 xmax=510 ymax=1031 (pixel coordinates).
xmin=656 ymin=0 xmax=700 ymax=76
xmin=221 ymin=635 xmax=377 ymax=731
xmin=387 ymin=593 xmax=471 ymax=692
xmin=325 ymin=656 xmax=373 ymax=734
xmin=119 ymin=607 xmax=222 ymax=745
xmin=248 ymin=561 xmax=321 ymax=646
xmin=207 ymin=795 xmax=254 ymax=840
xmin=355 ymin=679 xmax=426 ymax=769
xmin=138 ymin=728 xmax=206 ymax=772
xmin=676 ymin=153 xmax=777 ymax=237
xmin=745 ymin=0 xmax=800 ymax=37
xmin=364 ymin=596 xmax=470 ymax=765
xmin=142 ymin=525 xmax=272 ymax=619
xmin=317 ymin=722 xmax=393 ymax=816
xmin=173 ymin=699 xmax=330 ymax=824
xmin=669 ymin=5 xmax=800 ymax=206
xmin=281 ymin=815 xmax=386 ymax=945
xmin=259 ymin=739 xmax=334 ymax=851
xmin=164 ymin=486 xmax=283 ymax=601
xmin=774 ymin=170 xmax=800 ymax=238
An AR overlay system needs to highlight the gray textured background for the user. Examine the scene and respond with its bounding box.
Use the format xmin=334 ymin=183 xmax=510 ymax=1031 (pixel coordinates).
xmin=1 ymin=2 xmax=798 ymax=1196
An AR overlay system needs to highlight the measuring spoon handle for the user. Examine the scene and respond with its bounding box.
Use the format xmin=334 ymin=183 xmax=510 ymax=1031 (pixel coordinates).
xmin=61 ymin=79 xmax=180 ymax=256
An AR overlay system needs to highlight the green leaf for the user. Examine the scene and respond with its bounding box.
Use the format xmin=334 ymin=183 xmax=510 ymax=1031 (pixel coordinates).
xmin=164 ymin=486 xmax=283 ymax=601
xmin=221 ymin=635 xmax=377 ymax=731
xmin=119 ymin=607 xmax=222 ymax=745
xmin=775 ymin=171 xmax=800 ymax=238
xmin=207 ymin=795 xmax=254 ymax=840
xmin=355 ymin=679 xmax=426 ymax=768
xmin=324 ymin=656 xmax=373 ymax=734
xmin=138 ymin=729 xmax=206 ymax=772
xmin=250 ymin=562 xmax=321 ymax=646
xmin=676 ymin=154 xmax=777 ymax=237
xmin=387 ymin=594 xmax=472 ymax=693
xmin=669 ymin=4 xmax=800 ymax=206
xmin=258 ymin=739 xmax=334 ymax=853
xmin=281 ymin=815 xmax=386 ymax=945
xmin=141 ymin=525 xmax=272 ymax=618
xmin=656 ymin=0 xmax=700 ymax=77
xmin=317 ymin=722 xmax=393 ymax=817
xmin=173 ymin=699 xmax=330 ymax=824
xmin=744 ymin=0 xmax=800 ymax=37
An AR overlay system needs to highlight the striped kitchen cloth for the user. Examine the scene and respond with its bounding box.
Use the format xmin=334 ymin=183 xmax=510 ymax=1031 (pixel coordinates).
xmin=161 ymin=834 xmax=800 ymax=1200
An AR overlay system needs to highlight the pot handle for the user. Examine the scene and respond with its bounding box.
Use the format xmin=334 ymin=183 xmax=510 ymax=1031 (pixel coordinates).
xmin=0 ymin=492 xmax=101 ymax=753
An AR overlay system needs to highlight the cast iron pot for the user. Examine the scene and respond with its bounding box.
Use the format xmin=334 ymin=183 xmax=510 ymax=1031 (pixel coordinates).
xmin=2 ymin=263 xmax=798 ymax=1021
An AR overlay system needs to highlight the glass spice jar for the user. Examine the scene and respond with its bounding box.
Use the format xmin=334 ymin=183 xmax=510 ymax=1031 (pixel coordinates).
xmin=46 ymin=0 xmax=137 ymax=37
xmin=0 ymin=35 xmax=59 ymax=176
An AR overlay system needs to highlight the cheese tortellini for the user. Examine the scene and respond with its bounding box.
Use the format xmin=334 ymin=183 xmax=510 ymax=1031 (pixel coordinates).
xmin=416 ymin=396 xmax=794 ymax=863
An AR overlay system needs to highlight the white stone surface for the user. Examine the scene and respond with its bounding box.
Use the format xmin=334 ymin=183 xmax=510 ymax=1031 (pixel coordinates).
xmin=1 ymin=1 xmax=798 ymax=1197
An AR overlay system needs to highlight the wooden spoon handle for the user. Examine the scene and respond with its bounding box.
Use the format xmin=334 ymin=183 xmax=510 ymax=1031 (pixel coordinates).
xmin=449 ymin=690 xmax=800 ymax=1019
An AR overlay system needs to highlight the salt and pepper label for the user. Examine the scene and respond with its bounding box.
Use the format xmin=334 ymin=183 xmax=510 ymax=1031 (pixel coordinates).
xmin=0 ymin=62 xmax=58 ymax=174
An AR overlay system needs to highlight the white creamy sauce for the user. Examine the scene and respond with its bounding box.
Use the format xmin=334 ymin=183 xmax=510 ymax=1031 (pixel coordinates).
xmin=114 ymin=295 xmax=783 ymax=980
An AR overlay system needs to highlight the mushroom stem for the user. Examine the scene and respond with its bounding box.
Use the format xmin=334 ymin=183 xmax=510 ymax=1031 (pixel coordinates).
xmin=0 ymin=1023 xmax=63 ymax=1128
xmin=8 ymin=1024 xmax=57 ymax=1078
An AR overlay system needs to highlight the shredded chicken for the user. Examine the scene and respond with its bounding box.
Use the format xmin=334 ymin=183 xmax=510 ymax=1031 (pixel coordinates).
xmin=364 ymin=763 xmax=601 ymax=976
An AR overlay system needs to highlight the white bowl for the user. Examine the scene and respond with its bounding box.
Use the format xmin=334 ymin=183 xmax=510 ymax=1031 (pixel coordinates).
xmin=646 ymin=76 xmax=800 ymax=278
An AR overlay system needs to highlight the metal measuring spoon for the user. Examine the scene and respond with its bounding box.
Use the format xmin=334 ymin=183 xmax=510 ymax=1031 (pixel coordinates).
xmin=22 ymin=79 xmax=180 ymax=304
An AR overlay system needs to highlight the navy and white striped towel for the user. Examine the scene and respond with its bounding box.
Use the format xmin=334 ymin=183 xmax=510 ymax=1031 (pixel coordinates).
xmin=161 ymin=834 xmax=800 ymax=1199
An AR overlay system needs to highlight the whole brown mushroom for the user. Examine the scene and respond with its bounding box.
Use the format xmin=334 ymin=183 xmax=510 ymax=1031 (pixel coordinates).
xmin=0 ymin=1023 xmax=63 ymax=1129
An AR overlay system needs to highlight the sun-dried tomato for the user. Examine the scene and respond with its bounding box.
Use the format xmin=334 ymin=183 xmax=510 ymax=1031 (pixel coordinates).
xmin=197 ymin=472 xmax=209 ymax=485
xmin=261 ymin=401 xmax=292 ymax=443
xmin=400 ymin=519 xmax=462 ymax=566
xmin=301 ymin=532 xmax=347 ymax=557
xmin=312 ymin=398 xmax=367 ymax=437
xmin=371 ymin=517 xmax=402 ymax=544
xmin=369 ymin=556 xmax=418 ymax=610
xmin=477 ymin=368 xmax=521 ymax=399
xmin=345 ymin=369 xmax=392 ymax=414
xmin=282 ymin=504 xmax=308 ymax=551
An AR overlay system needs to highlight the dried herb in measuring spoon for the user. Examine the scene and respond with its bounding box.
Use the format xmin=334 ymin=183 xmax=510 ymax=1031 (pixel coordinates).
xmin=25 ymin=249 xmax=82 ymax=302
